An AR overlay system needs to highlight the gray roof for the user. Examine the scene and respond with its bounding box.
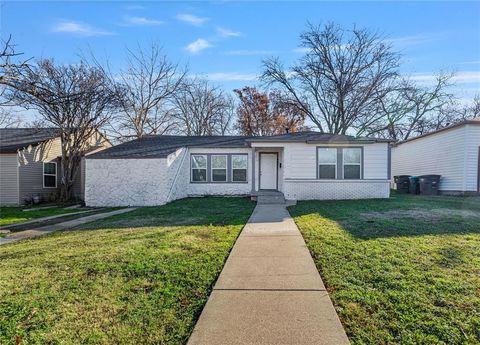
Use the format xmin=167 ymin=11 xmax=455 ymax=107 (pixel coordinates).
xmin=246 ymin=131 xmax=393 ymax=143
xmin=88 ymin=135 xmax=252 ymax=159
xmin=0 ymin=128 xmax=59 ymax=153
xmin=89 ymin=131 xmax=392 ymax=159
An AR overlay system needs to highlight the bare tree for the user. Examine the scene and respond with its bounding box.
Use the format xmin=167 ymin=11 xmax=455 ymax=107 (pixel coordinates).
xmin=357 ymin=73 xmax=455 ymax=140
xmin=1 ymin=59 xmax=118 ymax=201
xmin=172 ymin=79 xmax=234 ymax=136
xmin=0 ymin=35 xmax=27 ymax=84
xmin=0 ymin=108 xmax=22 ymax=128
xmin=261 ymin=23 xmax=399 ymax=134
xmin=108 ymin=43 xmax=186 ymax=141
xmin=234 ymin=86 xmax=305 ymax=136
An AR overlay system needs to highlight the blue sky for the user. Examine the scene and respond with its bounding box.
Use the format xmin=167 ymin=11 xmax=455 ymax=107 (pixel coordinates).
xmin=2 ymin=1 xmax=480 ymax=102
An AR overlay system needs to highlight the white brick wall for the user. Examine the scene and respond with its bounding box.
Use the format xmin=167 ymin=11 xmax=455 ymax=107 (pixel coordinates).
xmin=85 ymin=158 xmax=171 ymax=206
xmin=283 ymin=180 xmax=390 ymax=200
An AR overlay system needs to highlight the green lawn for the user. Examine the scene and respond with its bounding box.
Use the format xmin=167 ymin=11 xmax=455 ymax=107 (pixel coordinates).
xmin=289 ymin=193 xmax=480 ymax=345
xmin=0 ymin=197 xmax=255 ymax=344
xmin=0 ymin=206 xmax=84 ymax=226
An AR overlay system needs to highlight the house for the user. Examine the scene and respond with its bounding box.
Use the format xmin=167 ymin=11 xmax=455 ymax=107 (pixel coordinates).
xmin=391 ymin=119 xmax=480 ymax=194
xmin=85 ymin=132 xmax=392 ymax=206
xmin=0 ymin=128 xmax=111 ymax=205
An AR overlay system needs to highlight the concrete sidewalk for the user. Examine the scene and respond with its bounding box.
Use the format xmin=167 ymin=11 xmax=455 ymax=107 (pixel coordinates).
xmin=0 ymin=208 xmax=136 ymax=245
xmin=188 ymin=205 xmax=350 ymax=345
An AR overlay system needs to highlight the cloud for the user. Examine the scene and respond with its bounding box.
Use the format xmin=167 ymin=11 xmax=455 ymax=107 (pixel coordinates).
xmin=216 ymin=27 xmax=241 ymax=38
xmin=176 ymin=14 xmax=209 ymax=26
xmin=458 ymin=60 xmax=480 ymax=65
xmin=410 ymin=71 xmax=480 ymax=84
xmin=124 ymin=16 xmax=164 ymax=26
xmin=292 ymin=47 xmax=309 ymax=53
xmin=224 ymin=50 xmax=277 ymax=56
xmin=385 ymin=32 xmax=446 ymax=48
xmin=202 ymin=72 xmax=258 ymax=81
xmin=186 ymin=39 xmax=213 ymax=54
xmin=51 ymin=20 xmax=114 ymax=36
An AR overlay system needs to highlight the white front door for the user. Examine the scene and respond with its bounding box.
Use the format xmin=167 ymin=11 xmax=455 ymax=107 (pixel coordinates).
xmin=260 ymin=153 xmax=277 ymax=190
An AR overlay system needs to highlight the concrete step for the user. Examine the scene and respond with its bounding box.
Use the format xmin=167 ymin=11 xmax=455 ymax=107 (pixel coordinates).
xmin=256 ymin=192 xmax=286 ymax=205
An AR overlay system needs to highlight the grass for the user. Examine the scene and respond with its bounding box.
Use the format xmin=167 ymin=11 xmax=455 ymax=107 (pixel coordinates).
xmin=0 ymin=197 xmax=255 ymax=345
xmin=289 ymin=193 xmax=480 ymax=345
xmin=0 ymin=206 xmax=84 ymax=226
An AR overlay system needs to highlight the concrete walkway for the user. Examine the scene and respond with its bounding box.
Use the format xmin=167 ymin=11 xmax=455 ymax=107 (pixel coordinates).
xmin=0 ymin=209 xmax=98 ymax=231
xmin=0 ymin=208 xmax=136 ymax=245
xmin=188 ymin=204 xmax=350 ymax=345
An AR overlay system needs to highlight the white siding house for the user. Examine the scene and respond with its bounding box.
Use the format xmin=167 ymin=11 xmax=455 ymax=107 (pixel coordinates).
xmin=85 ymin=132 xmax=392 ymax=207
xmin=391 ymin=119 xmax=480 ymax=194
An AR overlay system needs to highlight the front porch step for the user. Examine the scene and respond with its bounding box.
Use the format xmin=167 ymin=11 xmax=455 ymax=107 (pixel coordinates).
xmin=255 ymin=191 xmax=286 ymax=205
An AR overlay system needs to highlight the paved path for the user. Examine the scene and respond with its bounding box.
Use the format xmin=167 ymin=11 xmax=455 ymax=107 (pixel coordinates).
xmin=188 ymin=204 xmax=350 ymax=345
xmin=0 ymin=208 xmax=136 ymax=245
xmin=0 ymin=209 xmax=97 ymax=231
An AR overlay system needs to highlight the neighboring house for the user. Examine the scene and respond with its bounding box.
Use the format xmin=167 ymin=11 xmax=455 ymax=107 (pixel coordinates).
xmin=85 ymin=132 xmax=392 ymax=206
xmin=0 ymin=128 xmax=111 ymax=205
xmin=392 ymin=118 xmax=480 ymax=194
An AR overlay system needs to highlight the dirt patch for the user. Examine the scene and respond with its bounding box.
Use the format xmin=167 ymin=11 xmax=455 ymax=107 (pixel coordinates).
xmin=361 ymin=208 xmax=480 ymax=221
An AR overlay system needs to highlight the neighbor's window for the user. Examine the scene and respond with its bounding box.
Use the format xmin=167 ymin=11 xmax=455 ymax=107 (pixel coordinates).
xmin=343 ymin=148 xmax=362 ymax=179
xmin=318 ymin=148 xmax=337 ymax=179
xmin=232 ymin=155 xmax=247 ymax=182
xmin=191 ymin=155 xmax=207 ymax=182
xmin=211 ymin=155 xmax=227 ymax=182
xmin=43 ymin=162 xmax=57 ymax=188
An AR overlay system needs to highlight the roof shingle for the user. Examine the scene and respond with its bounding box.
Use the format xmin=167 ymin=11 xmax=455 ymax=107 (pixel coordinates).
xmin=88 ymin=132 xmax=392 ymax=159
xmin=0 ymin=128 xmax=59 ymax=153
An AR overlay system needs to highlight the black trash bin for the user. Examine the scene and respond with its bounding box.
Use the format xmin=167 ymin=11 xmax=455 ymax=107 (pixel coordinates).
xmin=409 ymin=176 xmax=419 ymax=194
xmin=394 ymin=175 xmax=411 ymax=193
xmin=418 ymin=175 xmax=441 ymax=195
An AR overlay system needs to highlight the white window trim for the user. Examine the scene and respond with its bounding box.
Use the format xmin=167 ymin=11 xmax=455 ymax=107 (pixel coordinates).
xmin=211 ymin=155 xmax=228 ymax=182
xmin=191 ymin=154 xmax=208 ymax=182
xmin=342 ymin=148 xmax=362 ymax=179
xmin=43 ymin=161 xmax=57 ymax=188
xmin=318 ymin=148 xmax=337 ymax=180
xmin=231 ymin=155 xmax=248 ymax=182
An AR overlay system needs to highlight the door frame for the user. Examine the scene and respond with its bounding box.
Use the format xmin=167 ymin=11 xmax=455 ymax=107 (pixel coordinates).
xmin=259 ymin=152 xmax=278 ymax=191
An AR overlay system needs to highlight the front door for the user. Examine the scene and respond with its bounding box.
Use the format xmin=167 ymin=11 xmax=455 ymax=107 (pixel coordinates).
xmin=260 ymin=153 xmax=278 ymax=190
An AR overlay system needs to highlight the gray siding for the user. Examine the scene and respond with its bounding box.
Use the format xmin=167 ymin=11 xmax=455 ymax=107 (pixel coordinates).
xmin=0 ymin=153 xmax=19 ymax=205
xmin=18 ymin=138 xmax=63 ymax=203
xmin=17 ymin=132 xmax=111 ymax=204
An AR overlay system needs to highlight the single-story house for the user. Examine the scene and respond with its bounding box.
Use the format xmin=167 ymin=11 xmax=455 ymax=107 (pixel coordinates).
xmin=85 ymin=132 xmax=393 ymax=206
xmin=392 ymin=118 xmax=480 ymax=194
xmin=0 ymin=128 xmax=111 ymax=205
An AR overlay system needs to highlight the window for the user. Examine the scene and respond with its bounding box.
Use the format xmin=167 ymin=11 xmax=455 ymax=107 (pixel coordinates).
xmin=343 ymin=148 xmax=362 ymax=179
xmin=43 ymin=162 xmax=57 ymax=188
xmin=318 ymin=148 xmax=337 ymax=179
xmin=191 ymin=155 xmax=207 ymax=182
xmin=232 ymin=155 xmax=247 ymax=182
xmin=211 ymin=155 xmax=227 ymax=182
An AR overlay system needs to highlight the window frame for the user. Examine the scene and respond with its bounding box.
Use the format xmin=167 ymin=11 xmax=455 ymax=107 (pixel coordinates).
xmin=342 ymin=147 xmax=362 ymax=180
xmin=317 ymin=147 xmax=337 ymax=180
xmin=211 ymin=154 xmax=228 ymax=182
xmin=191 ymin=154 xmax=208 ymax=183
xmin=189 ymin=153 xmax=249 ymax=184
xmin=316 ymin=146 xmax=364 ymax=180
xmin=231 ymin=154 xmax=248 ymax=182
xmin=43 ymin=161 xmax=57 ymax=188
